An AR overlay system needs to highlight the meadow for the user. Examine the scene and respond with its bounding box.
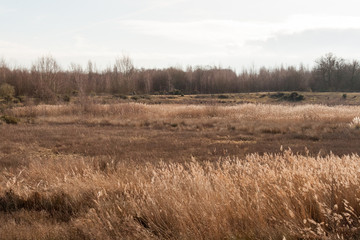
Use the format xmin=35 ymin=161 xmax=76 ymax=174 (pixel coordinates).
xmin=1 ymin=95 xmax=360 ymax=239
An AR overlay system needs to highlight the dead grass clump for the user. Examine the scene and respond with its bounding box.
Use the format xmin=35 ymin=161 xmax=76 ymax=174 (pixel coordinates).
xmin=0 ymin=115 xmax=19 ymax=124
xmin=0 ymin=190 xmax=93 ymax=222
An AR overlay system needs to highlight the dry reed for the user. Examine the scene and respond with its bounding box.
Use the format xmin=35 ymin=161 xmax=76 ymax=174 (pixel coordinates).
xmin=6 ymin=102 xmax=360 ymax=123
xmin=1 ymin=150 xmax=360 ymax=239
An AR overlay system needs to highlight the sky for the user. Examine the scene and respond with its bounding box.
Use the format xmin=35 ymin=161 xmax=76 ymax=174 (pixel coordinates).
xmin=1 ymin=0 xmax=360 ymax=71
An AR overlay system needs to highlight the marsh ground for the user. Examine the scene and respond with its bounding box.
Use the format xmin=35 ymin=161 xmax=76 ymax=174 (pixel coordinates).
xmin=1 ymin=96 xmax=360 ymax=239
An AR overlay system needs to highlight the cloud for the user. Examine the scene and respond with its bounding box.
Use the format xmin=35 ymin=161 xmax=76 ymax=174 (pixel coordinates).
xmin=0 ymin=6 xmax=16 ymax=15
xmin=3 ymin=5 xmax=360 ymax=70
xmin=114 ymin=19 xmax=276 ymax=45
xmin=0 ymin=40 xmax=39 ymax=55
xmin=112 ymin=14 xmax=360 ymax=45
xmin=281 ymin=15 xmax=360 ymax=33
xmin=247 ymin=28 xmax=360 ymax=57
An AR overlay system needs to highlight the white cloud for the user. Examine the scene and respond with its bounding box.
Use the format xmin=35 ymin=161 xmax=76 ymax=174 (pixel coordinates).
xmin=0 ymin=40 xmax=39 ymax=56
xmin=0 ymin=6 xmax=16 ymax=15
xmin=2 ymin=0 xmax=360 ymax=70
xmin=282 ymin=15 xmax=360 ymax=33
xmin=110 ymin=14 xmax=360 ymax=52
xmin=115 ymin=19 xmax=274 ymax=43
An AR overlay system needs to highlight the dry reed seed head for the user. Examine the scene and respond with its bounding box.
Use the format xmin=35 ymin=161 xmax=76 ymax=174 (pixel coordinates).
xmin=5 ymin=103 xmax=360 ymax=123
xmin=349 ymin=116 xmax=360 ymax=129
xmin=3 ymin=148 xmax=360 ymax=238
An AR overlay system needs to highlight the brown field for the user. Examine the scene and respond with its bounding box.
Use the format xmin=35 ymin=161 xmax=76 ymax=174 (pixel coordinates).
xmin=1 ymin=98 xmax=360 ymax=239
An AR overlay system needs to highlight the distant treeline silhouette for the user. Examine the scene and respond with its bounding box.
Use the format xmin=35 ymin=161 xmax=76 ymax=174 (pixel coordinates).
xmin=0 ymin=53 xmax=359 ymax=101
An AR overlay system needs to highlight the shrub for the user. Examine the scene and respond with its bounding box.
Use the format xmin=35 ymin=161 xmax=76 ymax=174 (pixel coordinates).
xmin=286 ymin=92 xmax=304 ymax=101
xmin=218 ymin=94 xmax=229 ymax=99
xmin=270 ymin=92 xmax=285 ymax=99
xmin=270 ymin=92 xmax=304 ymax=102
xmin=170 ymin=89 xmax=183 ymax=95
xmin=140 ymin=95 xmax=151 ymax=100
xmin=0 ymin=115 xmax=19 ymax=124
xmin=72 ymin=90 xmax=79 ymax=96
xmin=16 ymin=95 xmax=26 ymax=103
xmin=113 ymin=94 xmax=128 ymax=99
xmin=0 ymin=83 xmax=15 ymax=101
xmin=63 ymin=94 xmax=71 ymax=102
xmin=342 ymin=93 xmax=347 ymax=99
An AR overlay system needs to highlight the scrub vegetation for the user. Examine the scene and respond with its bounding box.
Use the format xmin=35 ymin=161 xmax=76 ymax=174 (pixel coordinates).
xmin=1 ymin=53 xmax=360 ymax=239
xmin=1 ymin=100 xmax=360 ymax=239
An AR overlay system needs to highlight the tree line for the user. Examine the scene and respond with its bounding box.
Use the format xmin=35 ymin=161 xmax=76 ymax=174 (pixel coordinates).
xmin=0 ymin=53 xmax=359 ymax=101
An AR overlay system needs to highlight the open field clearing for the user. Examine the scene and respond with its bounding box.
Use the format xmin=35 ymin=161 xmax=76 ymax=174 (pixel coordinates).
xmin=105 ymin=92 xmax=360 ymax=105
xmin=2 ymin=92 xmax=360 ymax=108
xmin=1 ymin=102 xmax=360 ymax=239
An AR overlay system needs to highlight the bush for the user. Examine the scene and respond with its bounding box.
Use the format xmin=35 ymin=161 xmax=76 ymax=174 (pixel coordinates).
xmin=270 ymin=92 xmax=304 ymax=102
xmin=0 ymin=83 xmax=15 ymax=101
xmin=286 ymin=92 xmax=304 ymax=101
xmin=16 ymin=95 xmax=26 ymax=103
xmin=72 ymin=90 xmax=79 ymax=96
xmin=0 ymin=115 xmax=19 ymax=124
xmin=343 ymin=93 xmax=347 ymax=99
xmin=269 ymin=92 xmax=285 ymax=99
xmin=113 ymin=94 xmax=128 ymax=99
xmin=63 ymin=95 xmax=71 ymax=102
xmin=140 ymin=95 xmax=151 ymax=100
xmin=218 ymin=94 xmax=229 ymax=99
xmin=170 ymin=89 xmax=183 ymax=95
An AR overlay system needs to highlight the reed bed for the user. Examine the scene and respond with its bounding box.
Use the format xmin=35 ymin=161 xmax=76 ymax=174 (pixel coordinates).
xmin=6 ymin=102 xmax=360 ymax=122
xmin=1 ymin=150 xmax=360 ymax=239
xmin=2 ymin=102 xmax=360 ymax=239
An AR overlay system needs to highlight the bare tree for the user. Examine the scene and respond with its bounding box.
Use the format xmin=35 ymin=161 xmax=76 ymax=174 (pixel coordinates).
xmin=70 ymin=63 xmax=85 ymax=95
xmin=0 ymin=58 xmax=9 ymax=85
xmin=31 ymin=56 xmax=61 ymax=100
xmin=314 ymin=53 xmax=345 ymax=90
xmin=348 ymin=60 xmax=360 ymax=89
xmin=114 ymin=55 xmax=135 ymax=93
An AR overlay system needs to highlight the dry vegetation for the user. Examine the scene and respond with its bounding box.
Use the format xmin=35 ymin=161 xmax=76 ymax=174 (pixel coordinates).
xmin=1 ymin=102 xmax=360 ymax=239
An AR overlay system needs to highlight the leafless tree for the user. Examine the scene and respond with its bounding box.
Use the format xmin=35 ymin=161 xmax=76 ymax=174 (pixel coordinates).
xmin=314 ymin=53 xmax=345 ymax=90
xmin=114 ymin=55 xmax=135 ymax=93
xmin=31 ymin=56 xmax=61 ymax=100
xmin=70 ymin=63 xmax=85 ymax=96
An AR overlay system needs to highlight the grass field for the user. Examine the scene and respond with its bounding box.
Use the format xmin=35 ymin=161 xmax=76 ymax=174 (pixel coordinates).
xmin=1 ymin=94 xmax=360 ymax=239
xmin=74 ymin=92 xmax=360 ymax=105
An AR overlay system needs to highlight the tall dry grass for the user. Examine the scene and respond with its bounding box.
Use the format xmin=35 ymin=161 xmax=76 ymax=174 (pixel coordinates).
xmin=6 ymin=102 xmax=360 ymax=123
xmin=2 ymin=102 xmax=360 ymax=239
xmin=1 ymin=150 xmax=360 ymax=239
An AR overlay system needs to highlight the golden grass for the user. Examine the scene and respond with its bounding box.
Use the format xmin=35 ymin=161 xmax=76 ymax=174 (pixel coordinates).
xmin=2 ymin=102 xmax=360 ymax=239
xmin=6 ymin=102 xmax=360 ymax=123
xmin=1 ymin=150 xmax=360 ymax=239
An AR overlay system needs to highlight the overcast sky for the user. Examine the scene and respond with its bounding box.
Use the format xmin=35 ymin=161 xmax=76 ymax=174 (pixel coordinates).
xmin=1 ymin=0 xmax=360 ymax=71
